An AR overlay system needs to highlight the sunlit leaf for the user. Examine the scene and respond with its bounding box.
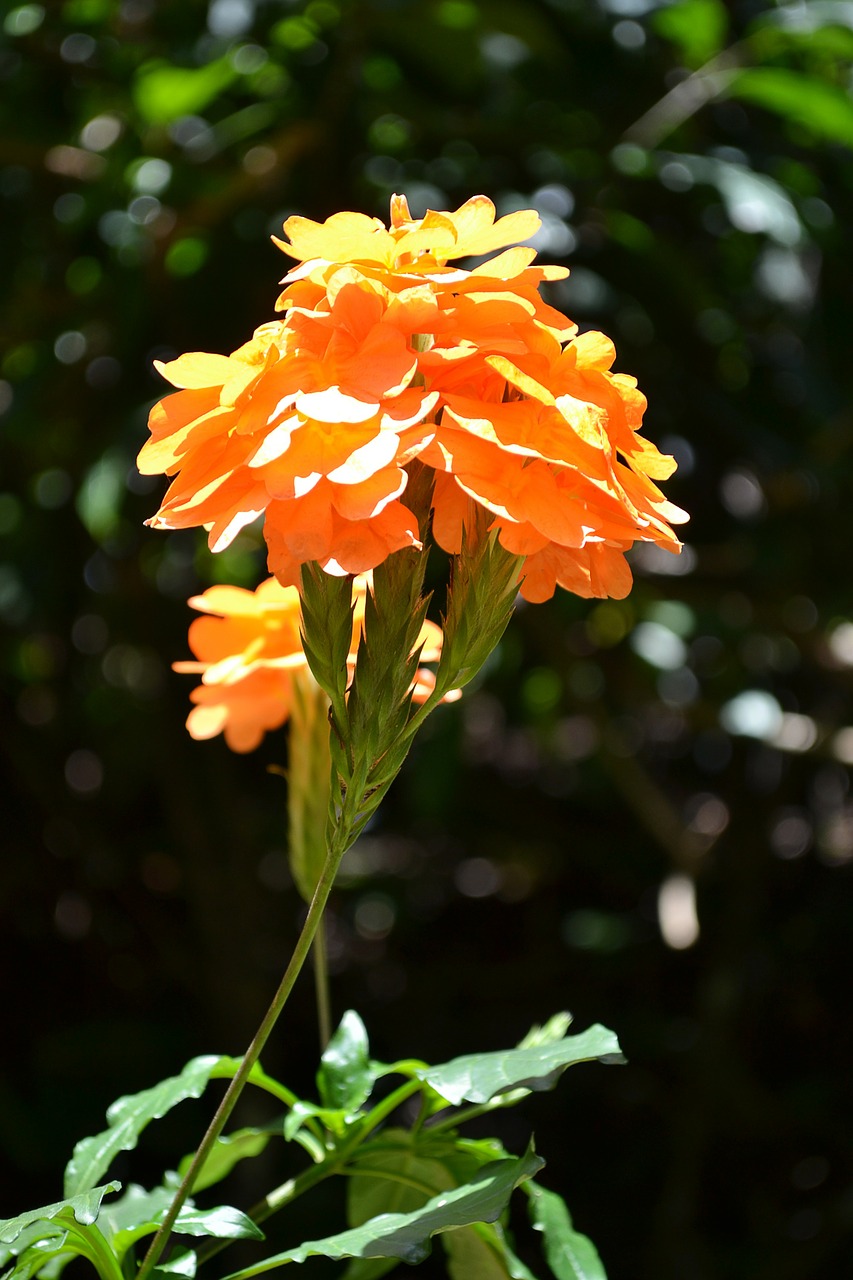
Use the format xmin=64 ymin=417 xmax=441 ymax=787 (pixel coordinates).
xmin=1 ymin=1185 xmax=121 ymax=1247
xmin=445 ymin=1221 xmax=536 ymax=1280
xmin=75 ymin=451 xmax=126 ymax=542
xmin=418 ymin=1025 xmax=622 ymax=1107
xmin=64 ymin=1055 xmax=280 ymax=1198
xmin=176 ymin=1128 xmax=275 ymax=1193
xmin=317 ymin=1010 xmax=375 ymax=1113
xmin=101 ymin=1190 xmax=263 ymax=1266
xmin=670 ymin=155 xmax=803 ymax=247
xmin=223 ymin=1145 xmax=544 ymax=1276
xmin=729 ymin=68 xmax=853 ymax=149
xmin=527 ymin=1184 xmax=607 ymax=1280
xmin=133 ymin=60 xmax=236 ymax=126
xmin=169 ymin=1206 xmax=263 ymax=1242
xmin=346 ymin=1129 xmax=455 ymax=1226
xmin=653 ymin=0 xmax=728 ymax=67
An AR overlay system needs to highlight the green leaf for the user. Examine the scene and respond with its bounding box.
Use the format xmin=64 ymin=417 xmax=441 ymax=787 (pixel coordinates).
xmin=155 ymin=1248 xmax=197 ymax=1277
xmin=347 ymin=1130 xmax=456 ymax=1226
xmin=527 ymin=1184 xmax=607 ymax=1280
xmin=65 ymin=1057 xmax=224 ymax=1197
xmin=0 ymin=1222 xmax=69 ymax=1280
xmin=170 ymin=1206 xmax=264 ymax=1242
xmin=64 ymin=1054 xmax=282 ymax=1198
xmin=728 ymin=68 xmax=853 ymax=149
xmin=341 ymin=1259 xmax=398 ymax=1280
xmin=1 ymin=1185 xmax=121 ymax=1247
xmin=98 ymin=1184 xmax=174 ymax=1259
xmin=675 ymin=154 xmax=802 ymax=247
xmin=419 ymin=1025 xmax=623 ymax=1107
xmin=318 ymin=1011 xmax=375 ymax=1114
xmin=133 ymin=59 xmax=236 ymax=126
xmin=92 ymin=1184 xmax=263 ymax=1266
xmin=222 ymin=1145 xmax=544 ymax=1276
xmin=176 ymin=1128 xmax=275 ymax=1194
xmin=517 ymin=1013 xmax=573 ymax=1051
xmin=444 ymin=1221 xmax=535 ymax=1280
xmin=653 ymin=0 xmax=728 ymax=67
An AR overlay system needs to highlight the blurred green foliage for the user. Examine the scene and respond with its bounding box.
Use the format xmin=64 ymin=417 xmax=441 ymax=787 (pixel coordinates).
xmin=2 ymin=1 xmax=853 ymax=1277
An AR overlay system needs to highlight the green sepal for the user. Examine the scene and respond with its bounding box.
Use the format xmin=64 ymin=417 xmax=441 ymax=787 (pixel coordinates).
xmin=298 ymin=564 xmax=354 ymax=741
xmin=437 ymin=518 xmax=523 ymax=697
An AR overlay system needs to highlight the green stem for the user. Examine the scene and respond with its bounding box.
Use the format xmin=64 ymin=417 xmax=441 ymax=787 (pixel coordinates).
xmin=427 ymin=1101 xmax=498 ymax=1133
xmin=135 ymin=837 xmax=348 ymax=1280
xmin=312 ymin=918 xmax=332 ymax=1051
xmin=258 ymin=1076 xmax=423 ymax=1221
xmin=195 ymin=1076 xmax=425 ymax=1270
xmin=67 ymin=1225 xmax=125 ymax=1280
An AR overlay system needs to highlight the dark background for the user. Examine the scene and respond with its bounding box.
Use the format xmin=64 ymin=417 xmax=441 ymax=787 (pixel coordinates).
xmin=2 ymin=1 xmax=853 ymax=1276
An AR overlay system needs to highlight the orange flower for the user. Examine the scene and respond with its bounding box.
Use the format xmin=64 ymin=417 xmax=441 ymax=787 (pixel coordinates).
xmin=174 ymin=576 xmax=455 ymax=752
xmin=142 ymin=194 xmax=686 ymax=602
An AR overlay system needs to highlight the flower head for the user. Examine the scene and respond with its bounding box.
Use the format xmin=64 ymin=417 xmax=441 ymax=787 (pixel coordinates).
xmin=143 ymin=194 xmax=686 ymax=602
xmin=174 ymin=575 xmax=453 ymax=752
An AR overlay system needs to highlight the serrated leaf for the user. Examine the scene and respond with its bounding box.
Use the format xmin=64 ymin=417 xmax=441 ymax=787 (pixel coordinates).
xmin=1 ymin=1185 xmax=121 ymax=1247
xmin=64 ymin=1054 xmax=278 ymax=1198
xmin=318 ymin=1011 xmax=374 ymax=1114
xmin=527 ymin=1185 xmax=607 ymax=1280
xmin=223 ymin=1145 xmax=544 ymax=1277
xmin=177 ymin=1128 xmax=275 ymax=1193
xmin=418 ymin=1026 xmax=622 ymax=1107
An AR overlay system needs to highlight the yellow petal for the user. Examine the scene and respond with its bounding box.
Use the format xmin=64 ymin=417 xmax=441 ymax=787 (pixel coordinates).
xmin=155 ymin=352 xmax=237 ymax=389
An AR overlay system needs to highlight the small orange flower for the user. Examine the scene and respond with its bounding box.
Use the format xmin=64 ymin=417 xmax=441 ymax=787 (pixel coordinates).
xmin=142 ymin=194 xmax=686 ymax=603
xmin=174 ymin=576 xmax=455 ymax=752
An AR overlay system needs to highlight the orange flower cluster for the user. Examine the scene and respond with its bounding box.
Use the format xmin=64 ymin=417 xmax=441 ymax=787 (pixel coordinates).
xmin=141 ymin=195 xmax=686 ymax=601
xmin=174 ymin=576 xmax=453 ymax=752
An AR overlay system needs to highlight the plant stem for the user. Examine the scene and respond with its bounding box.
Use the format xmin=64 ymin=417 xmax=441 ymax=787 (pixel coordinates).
xmin=194 ymin=1076 xmax=424 ymax=1269
xmin=135 ymin=838 xmax=348 ymax=1280
xmin=427 ymin=1101 xmax=498 ymax=1133
xmin=312 ymin=918 xmax=332 ymax=1050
